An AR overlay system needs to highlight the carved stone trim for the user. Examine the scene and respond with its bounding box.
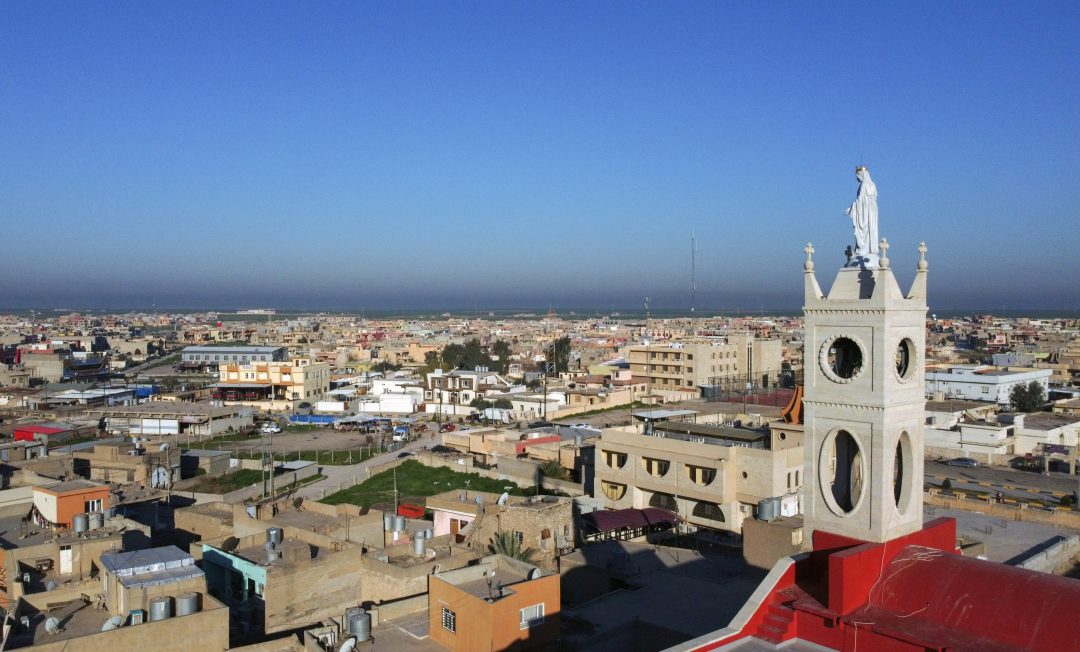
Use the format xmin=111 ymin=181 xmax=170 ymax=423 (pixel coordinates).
xmin=818 ymin=334 xmax=867 ymax=384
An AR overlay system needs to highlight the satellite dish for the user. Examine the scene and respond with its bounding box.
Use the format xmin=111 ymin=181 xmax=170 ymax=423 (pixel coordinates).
xmin=44 ymin=617 xmax=61 ymax=635
xmin=101 ymin=615 xmax=124 ymax=632
xmin=159 ymin=443 xmax=170 ymax=452
xmin=338 ymin=637 xmax=357 ymax=652
xmin=221 ymin=536 xmax=240 ymax=552
xmin=497 ymin=492 xmax=509 ymax=506
xmin=46 ymin=580 xmax=58 ymax=591
xmin=527 ymin=568 xmax=542 ymax=580
xmin=475 ymin=495 xmax=483 ymax=505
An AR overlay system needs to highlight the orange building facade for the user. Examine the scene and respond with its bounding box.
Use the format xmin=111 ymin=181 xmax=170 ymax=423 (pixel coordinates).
xmin=31 ymin=480 xmax=111 ymax=528
xmin=428 ymin=556 xmax=560 ymax=652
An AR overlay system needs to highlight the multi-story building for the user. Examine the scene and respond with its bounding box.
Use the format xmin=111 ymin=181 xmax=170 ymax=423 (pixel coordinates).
xmin=213 ymin=357 xmax=330 ymax=410
xmin=925 ymin=364 xmax=1052 ymax=406
xmin=424 ymin=369 xmax=512 ymax=417
xmin=625 ymin=334 xmax=783 ymax=397
xmin=593 ymin=421 xmax=803 ymax=535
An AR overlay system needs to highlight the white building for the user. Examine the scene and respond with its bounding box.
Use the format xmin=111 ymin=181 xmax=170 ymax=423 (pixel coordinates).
xmin=925 ymin=365 xmax=1051 ymax=406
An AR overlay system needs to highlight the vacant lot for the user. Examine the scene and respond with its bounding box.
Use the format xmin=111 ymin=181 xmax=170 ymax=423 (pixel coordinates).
xmin=194 ymin=428 xmax=422 ymax=464
xmin=321 ymin=460 xmax=526 ymax=509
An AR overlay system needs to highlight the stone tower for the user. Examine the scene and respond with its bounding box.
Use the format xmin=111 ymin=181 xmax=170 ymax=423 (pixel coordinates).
xmin=801 ymin=239 xmax=929 ymax=543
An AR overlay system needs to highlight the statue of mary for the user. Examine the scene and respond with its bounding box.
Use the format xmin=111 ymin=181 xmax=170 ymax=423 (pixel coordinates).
xmin=844 ymin=166 xmax=878 ymax=262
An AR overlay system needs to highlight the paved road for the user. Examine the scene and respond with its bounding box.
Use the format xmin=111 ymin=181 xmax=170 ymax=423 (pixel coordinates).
xmin=925 ymin=459 xmax=1080 ymax=502
xmin=293 ymin=434 xmax=441 ymax=501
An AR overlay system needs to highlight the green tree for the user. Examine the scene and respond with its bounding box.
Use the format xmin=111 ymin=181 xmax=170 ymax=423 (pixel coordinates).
xmin=470 ymin=397 xmax=492 ymax=411
xmin=488 ymin=530 xmax=537 ymax=562
xmin=493 ymin=398 xmax=513 ymax=410
xmin=371 ymin=361 xmax=401 ymax=373
xmin=539 ymin=459 xmax=569 ymax=481
xmin=441 ymin=343 xmax=465 ymax=370
xmin=1010 ymin=381 xmax=1046 ymax=412
xmin=421 ymin=350 xmax=441 ymax=374
xmin=490 ymin=340 xmax=513 ymax=374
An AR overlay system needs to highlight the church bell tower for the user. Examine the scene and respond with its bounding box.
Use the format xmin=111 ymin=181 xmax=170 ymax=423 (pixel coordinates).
xmin=801 ymin=217 xmax=929 ymax=543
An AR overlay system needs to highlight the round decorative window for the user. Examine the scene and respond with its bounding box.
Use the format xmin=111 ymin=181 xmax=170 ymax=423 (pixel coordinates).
xmin=819 ymin=335 xmax=865 ymax=383
xmin=894 ymin=338 xmax=917 ymax=383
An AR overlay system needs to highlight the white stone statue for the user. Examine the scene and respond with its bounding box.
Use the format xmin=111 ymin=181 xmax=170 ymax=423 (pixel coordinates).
xmin=845 ymin=166 xmax=878 ymax=262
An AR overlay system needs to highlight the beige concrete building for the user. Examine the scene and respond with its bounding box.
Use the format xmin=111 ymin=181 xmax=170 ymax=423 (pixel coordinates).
xmin=625 ymin=334 xmax=783 ymax=395
xmin=214 ymin=357 xmax=330 ymax=410
xmin=593 ymin=423 xmax=803 ymax=535
xmin=426 ymin=490 xmax=574 ymax=564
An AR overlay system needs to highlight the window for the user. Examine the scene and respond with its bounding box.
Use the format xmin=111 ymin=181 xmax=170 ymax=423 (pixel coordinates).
xmin=85 ymin=498 xmax=102 ymax=513
xmin=520 ymin=603 xmax=545 ymax=629
xmin=441 ymin=607 xmax=456 ymax=633
xmin=513 ymin=531 xmax=524 ymax=546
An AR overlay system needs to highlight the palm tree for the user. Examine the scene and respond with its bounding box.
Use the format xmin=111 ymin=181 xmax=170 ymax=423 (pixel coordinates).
xmin=539 ymin=459 xmax=569 ymax=481
xmin=488 ymin=530 xmax=537 ymax=563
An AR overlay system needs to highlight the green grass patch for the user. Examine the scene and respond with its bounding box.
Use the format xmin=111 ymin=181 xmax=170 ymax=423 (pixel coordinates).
xmin=321 ymin=459 xmax=527 ymax=508
xmin=187 ymin=469 xmax=265 ymax=494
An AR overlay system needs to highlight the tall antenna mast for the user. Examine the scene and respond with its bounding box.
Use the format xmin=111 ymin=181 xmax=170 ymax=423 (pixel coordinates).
xmin=690 ymin=229 xmax=697 ymax=319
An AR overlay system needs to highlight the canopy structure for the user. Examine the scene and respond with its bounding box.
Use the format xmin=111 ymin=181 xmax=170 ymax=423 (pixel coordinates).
xmin=580 ymin=508 xmax=676 ymax=542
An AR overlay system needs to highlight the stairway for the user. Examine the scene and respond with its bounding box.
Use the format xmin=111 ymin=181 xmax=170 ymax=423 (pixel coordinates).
xmin=757 ymin=598 xmax=796 ymax=644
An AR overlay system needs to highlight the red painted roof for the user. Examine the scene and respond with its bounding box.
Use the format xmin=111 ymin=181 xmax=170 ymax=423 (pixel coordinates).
xmin=846 ymin=543 xmax=1080 ymax=651
xmin=14 ymin=425 xmax=66 ymax=435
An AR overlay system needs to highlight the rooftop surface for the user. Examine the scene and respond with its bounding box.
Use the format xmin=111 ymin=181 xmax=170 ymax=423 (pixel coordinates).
xmin=560 ymin=540 xmax=766 ymax=650
xmin=36 ymin=479 xmax=106 ymax=494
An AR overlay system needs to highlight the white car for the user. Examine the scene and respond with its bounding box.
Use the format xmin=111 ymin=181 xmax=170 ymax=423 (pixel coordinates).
xmin=261 ymin=423 xmax=282 ymax=434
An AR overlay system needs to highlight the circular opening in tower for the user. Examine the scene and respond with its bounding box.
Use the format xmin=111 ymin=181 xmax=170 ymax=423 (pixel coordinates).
xmin=820 ymin=430 xmax=864 ymax=515
xmin=895 ymin=338 xmax=916 ymax=381
xmin=827 ymin=338 xmax=862 ymax=380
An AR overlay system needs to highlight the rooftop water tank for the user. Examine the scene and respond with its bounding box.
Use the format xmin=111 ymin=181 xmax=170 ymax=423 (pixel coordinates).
xmin=88 ymin=511 xmax=104 ymax=530
xmin=72 ymin=513 xmax=89 ymax=534
xmin=757 ymin=497 xmax=781 ymax=522
xmin=266 ymin=527 xmax=284 ymax=547
xmin=383 ymin=513 xmax=394 ymax=531
xmin=345 ymin=608 xmax=371 ymax=642
xmin=176 ymin=592 xmax=201 ymax=616
xmin=393 ymin=515 xmax=406 ymax=532
xmin=149 ymin=596 xmax=173 ymax=622
xmin=413 ymin=536 xmax=426 ymax=556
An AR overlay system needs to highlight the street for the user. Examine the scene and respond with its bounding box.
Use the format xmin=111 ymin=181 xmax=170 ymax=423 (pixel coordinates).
xmin=925 ymin=459 xmax=1080 ymax=502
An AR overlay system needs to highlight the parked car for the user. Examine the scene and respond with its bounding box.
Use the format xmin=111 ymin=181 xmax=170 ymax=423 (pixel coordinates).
xmin=439 ymin=423 xmax=456 ymax=433
xmin=260 ymin=423 xmax=282 ymax=434
xmin=946 ymin=457 xmax=978 ymax=468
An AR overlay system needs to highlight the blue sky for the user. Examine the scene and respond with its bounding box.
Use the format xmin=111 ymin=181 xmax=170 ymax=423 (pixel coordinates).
xmin=2 ymin=2 xmax=1078 ymax=312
